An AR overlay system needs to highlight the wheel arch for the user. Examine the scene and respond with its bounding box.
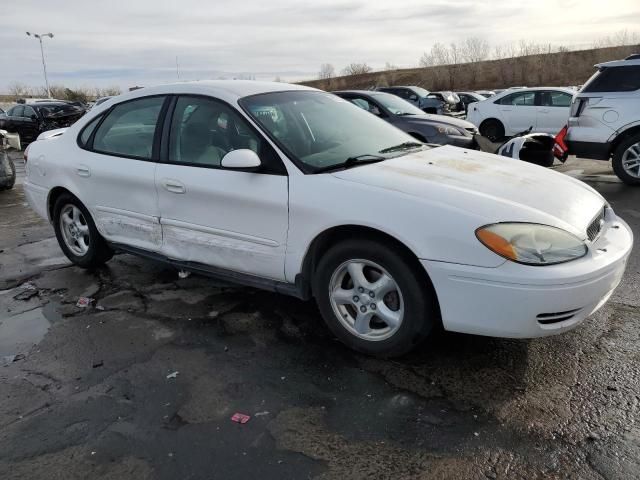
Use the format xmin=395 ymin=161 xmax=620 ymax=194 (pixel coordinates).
xmin=47 ymin=186 xmax=79 ymax=222
xmin=298 ymin=225 xmax=440 ymax=314
xmin=610 ymin=123 xmax=640 ymax=154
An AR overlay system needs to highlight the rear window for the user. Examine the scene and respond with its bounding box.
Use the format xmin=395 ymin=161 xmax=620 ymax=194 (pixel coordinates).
xmin=582 ymin=66 xmax=640 ymax=92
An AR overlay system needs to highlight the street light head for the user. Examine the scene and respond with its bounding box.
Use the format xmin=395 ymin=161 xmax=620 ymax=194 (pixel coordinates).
xmin=45 ymin=33 xmax=54 ymax=38
xmin=26 ymin=31 xmax=31 ymax=36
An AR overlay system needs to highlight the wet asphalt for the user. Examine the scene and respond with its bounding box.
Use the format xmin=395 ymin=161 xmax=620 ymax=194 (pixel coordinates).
xmin=0 ymin=155 xmax=639 ymax=479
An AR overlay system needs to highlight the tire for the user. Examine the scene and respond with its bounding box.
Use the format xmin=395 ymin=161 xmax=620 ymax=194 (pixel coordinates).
xmin=479 ymin=119 xmax=505 ymax=141
xmin=53 ymin=193 xmax=113 ymax=268
xmin=313 ymin=239 xmax=436 ymax=357
xmin=612 ymin=134 xmax=640 ymax=185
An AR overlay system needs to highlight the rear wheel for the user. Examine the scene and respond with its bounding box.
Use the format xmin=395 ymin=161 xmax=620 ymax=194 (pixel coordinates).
xmin=479 ymin=119 xmax=505 ymax=141
xmin=612 ymin=134 xmax=640 ymax=185
xmin=313 ymin=239 xmax=435 ymax=357
xmin=53 ymin=193 xmax=113 ymax=268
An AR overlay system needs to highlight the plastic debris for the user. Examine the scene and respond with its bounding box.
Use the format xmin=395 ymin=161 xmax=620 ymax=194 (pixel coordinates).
xmin=178 ymin=270 xmax=191 ymax=279
xmin=95 ymin=305 xmax=105 ymax=311
xmin=231 ymin=413 xmax=251 ymax=424
xmin=166 ymin=371 xmax=179 ymax=379
xmin=254 ymin=411 xmax=270 ymax=417
xmin=92 ymin=360 xmax=104 ymax=369
xmin=21 ymin=282 xmax=37 ymax=291
xmin=76 ymin=297 xmax=94 ymax=308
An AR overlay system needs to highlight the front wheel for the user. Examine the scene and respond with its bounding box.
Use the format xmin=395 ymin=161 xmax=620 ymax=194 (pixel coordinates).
xmin=53 ymin=193 xmax=113 ymax=268
xmin=479 ymin=119 xmax=505 ymax=141
xmin=612 ymin=135 xmax=640 ymax=185
xmin=313 ymin=239 xmax=436 ymax=357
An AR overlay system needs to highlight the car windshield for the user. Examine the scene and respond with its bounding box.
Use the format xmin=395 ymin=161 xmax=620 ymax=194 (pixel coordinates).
xmin=410 ymin=86 xmax=430 ymax=97
xmin=240 ymin=90 xmax=425 ymax=172
xmin=371 ymin=93 xmax=425 ymax=116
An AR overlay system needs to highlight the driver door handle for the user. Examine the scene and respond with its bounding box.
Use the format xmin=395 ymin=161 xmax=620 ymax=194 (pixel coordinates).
xmin=161 ymin=179 xmax=186 ymax=194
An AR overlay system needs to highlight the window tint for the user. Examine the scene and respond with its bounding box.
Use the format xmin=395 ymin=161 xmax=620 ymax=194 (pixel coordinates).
xmin=78 ymin=115 xmax=104 ymax=147
xmin=541 ymin=91 xmax=573 ymax=107
xmin=169 ymin=96 xmax=263 ymax=168
xmin=498 ymin=91 xmax=535 ymax=106
xmin=93 ymin=96 xmax=164 ymax=159
xmin=23 ymin=106 xmax=36 ymax=118
xmin=582 ymin=66 xmax=640 ymax=92
xmin=8 ymin=106 xmax=24 ymax=117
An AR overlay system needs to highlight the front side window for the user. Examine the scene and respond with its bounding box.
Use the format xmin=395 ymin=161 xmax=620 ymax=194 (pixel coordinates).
xmin=498 ymin=92 xmax=535 ymax=106
xmin=241 ymin=91 xmax=425 ymax=172
xmin=582 ymin=66 xmax=640 ymax=93
xmin=23 ymin=106 xmax=36 ymax=118
xmin=92 ymin=96 xmax=165 ymax=159
xmin=168 ymin=96 xmax=276 ymax=170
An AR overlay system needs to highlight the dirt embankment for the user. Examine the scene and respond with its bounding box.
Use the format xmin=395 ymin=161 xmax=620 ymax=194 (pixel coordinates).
xmin=302 ymin=44 xmax=640 ymax=91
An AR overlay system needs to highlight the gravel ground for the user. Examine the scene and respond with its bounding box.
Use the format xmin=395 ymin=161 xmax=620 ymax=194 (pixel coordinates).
xmin=0 ymin=154 xmax=639 ymax=479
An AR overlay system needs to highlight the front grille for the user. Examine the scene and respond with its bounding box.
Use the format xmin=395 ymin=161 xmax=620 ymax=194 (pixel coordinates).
xmin=537 ymin=308 xmax=582 ymax=325
xmin=586 ymin=207 xmax=606 ymax=241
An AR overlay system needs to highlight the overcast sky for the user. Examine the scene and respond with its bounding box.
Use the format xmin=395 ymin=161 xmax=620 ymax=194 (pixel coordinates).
xmin=1 ymin=0 xmax=639 ymax=92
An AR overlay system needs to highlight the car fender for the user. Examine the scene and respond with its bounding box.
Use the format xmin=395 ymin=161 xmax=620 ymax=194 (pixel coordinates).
xmin=607 ymin=120 xmax=640 ymax=144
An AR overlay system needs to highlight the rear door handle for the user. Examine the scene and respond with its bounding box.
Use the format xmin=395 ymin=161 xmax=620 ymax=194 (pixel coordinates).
xmin=161 ymin=178 xmax=186 ymax=194
xmin=76 ymin=165 xmax=91 ymax=177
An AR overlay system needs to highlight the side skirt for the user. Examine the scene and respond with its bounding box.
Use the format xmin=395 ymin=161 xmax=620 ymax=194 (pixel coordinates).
xmin=109 ymin=242 xmax=310 ymax=300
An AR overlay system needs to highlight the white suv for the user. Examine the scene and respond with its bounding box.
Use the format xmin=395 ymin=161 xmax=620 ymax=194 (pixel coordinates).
xmin=565 ymin=55 xmax=640 ymax=184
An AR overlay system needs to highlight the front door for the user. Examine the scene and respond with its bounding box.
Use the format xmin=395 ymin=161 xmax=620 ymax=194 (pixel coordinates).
xmin=156 ymin=95 xmax=289 ymax=281
xmin=73 ymin=96 xmax=166 ymax=251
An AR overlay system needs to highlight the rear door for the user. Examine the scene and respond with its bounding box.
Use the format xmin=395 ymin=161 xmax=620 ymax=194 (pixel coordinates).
xmin=155 ymin=95 xmax=289 ymax=281
xmin=495 ymin=91 xmax=537 ymax=134
xmin=21 ymin=106 xmax=41 ymax=142
xmin=75 ymin=95 xmax=166 ymax=251
xmin=3 ymin=106 xmax=24 ymax=135
xmin=536 ymin=90 xmax=572 ymax=134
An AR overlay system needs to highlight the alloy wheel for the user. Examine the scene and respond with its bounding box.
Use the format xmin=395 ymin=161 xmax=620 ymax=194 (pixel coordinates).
xmin=328 ymin=259 xmax=404 ymax=341
xmin=59 ymin=204 xmax=90 ymax=256
xmin=622 ymin=141 xmax=640 ymax=178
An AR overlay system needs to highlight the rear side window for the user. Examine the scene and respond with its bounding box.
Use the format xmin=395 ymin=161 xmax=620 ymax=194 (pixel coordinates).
xmin=92 ymin=96 xmax=165 ymax=159
xmin=497 ymin=92 xmax=535 ymax=106
xmin=540 ymin=91 xmax=573 ymax=107
xmin=78 ymin=115 xmax=104 ymax=147
xmin=8 ymin=106 xmax=24 ymax=117
xmin=582 ymin=66 xmax=640 ymax=92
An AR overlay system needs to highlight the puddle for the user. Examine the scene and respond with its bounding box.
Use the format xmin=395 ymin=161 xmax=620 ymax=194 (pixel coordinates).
xmin=0 ymin=303 xmax=58 ymax=357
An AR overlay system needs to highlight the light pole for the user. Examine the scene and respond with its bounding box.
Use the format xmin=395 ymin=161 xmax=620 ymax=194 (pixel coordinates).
xmin=26 ymin=31 xmax=54 ymax=98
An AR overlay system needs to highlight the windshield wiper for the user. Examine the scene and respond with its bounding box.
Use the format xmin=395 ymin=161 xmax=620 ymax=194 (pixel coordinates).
xmin=378 ymin=141 xmax=423 ymax=153
xmin=314 ymin=154 xmax=386 ymax=173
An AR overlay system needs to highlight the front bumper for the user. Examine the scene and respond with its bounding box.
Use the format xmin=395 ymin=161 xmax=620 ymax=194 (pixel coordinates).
xmin=422 ymin=216 xmax=633 ymax=338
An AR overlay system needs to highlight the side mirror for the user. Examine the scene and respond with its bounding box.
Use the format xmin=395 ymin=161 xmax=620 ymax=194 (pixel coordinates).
xmin=370 ymin=106 xmax=382 ymax=116
xmin=221 ymin=149 xmax=261 ymax=169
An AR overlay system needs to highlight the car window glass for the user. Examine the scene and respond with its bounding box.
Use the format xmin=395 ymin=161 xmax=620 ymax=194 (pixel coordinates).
xmin=242 ymin=91 xmax=419 ymax=171
xmin=169 ymin=96 xmax=262 ymax=167
xmin=9 ymin=106 xmax=24 ymax=117
xmin=372 ymin=92 xmax=424 ymax=115
xmin=23 ymin=106 xmax=36 ymax=118
xmin=499 ymin=92 xmax=535 ymax=106
xmin=79 ymin=115 xmax=103 ymax=147
xmin=547 ymin=91 xmax=572 ymax=107
xmin=347 ymin=97 xmax=383 ymax=116
xmin=582 ymin=66 xmax=640 ymax=92
xmin=93 ymin=96 xmax=164 ymax=159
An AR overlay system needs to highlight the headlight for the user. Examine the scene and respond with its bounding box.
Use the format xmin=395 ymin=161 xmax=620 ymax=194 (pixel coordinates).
xmin=476 ymin=223 xmax=587 ymax=266
xmin=437 ymin=126 xmax=464 ymax=135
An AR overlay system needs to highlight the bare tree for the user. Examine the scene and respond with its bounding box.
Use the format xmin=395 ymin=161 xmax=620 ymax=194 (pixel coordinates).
xmin=7 ymin=82 xmax=30 ymax=98
xmin=462 ymin=37 xmax=490 ymax=64
xmin=318 ymin=63 xmax=335 ymax=80
xmin=341 ymin=63 xmax=372 ymax=76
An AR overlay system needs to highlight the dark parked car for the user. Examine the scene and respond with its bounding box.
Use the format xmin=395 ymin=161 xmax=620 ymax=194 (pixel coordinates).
xmin=376 ymin=86 xmax=447 ymax=115
xmin=456 ymin=91 xmax=487 ymax=112
xmin=333 ymin=90 xmax=477 ymax=148
xmin=0 ymin=102 xmax=85 ymax=143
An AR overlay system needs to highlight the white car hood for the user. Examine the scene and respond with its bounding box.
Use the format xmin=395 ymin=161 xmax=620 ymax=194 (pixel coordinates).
xmin=331 ymin=146 xmax=605 ymax=238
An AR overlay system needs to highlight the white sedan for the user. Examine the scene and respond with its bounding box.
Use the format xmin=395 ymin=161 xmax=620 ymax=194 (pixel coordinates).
xmin=466 ymin=87 xmax=575 ymax=140
xmin=23 ymin=81 xmax=632 ymax=356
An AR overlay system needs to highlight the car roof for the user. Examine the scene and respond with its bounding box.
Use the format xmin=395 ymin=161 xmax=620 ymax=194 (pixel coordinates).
xmin=333 ymin=90 xmax=382 ymax=95
xmin=595 ymin=58 xmax=640 ymax=68
xmin=114 ymin=80 xmax=317 ymax=105
xmin=491 ymin=86 xmax=575 ymax=98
